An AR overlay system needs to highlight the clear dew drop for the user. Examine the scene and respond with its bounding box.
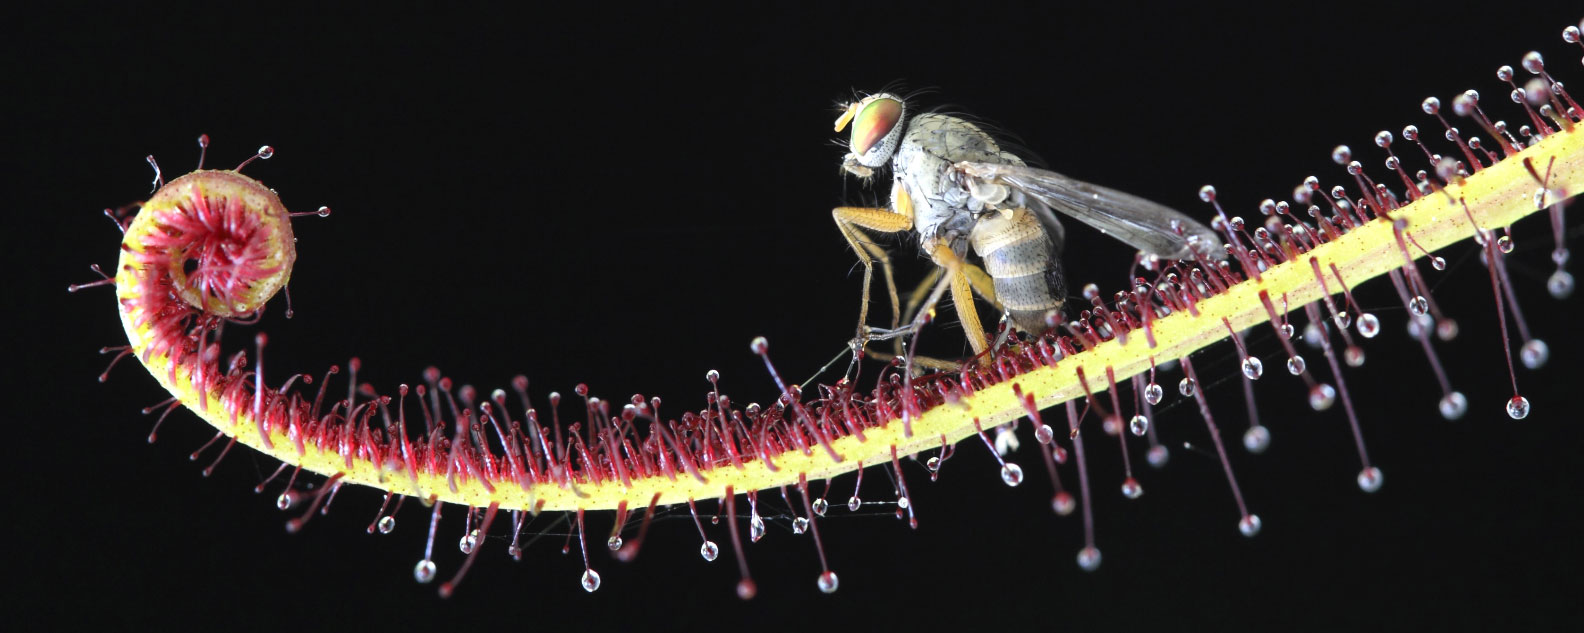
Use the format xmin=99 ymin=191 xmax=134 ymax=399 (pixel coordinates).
xmin=1357 ymin=313 xmax=1380 ymax=338
xmin=1144 ymin=382 xmax=1164 ymax=405
xmin=1497 ymin=235 xmax=1514 ymax=253
xmin=1077 ymin=546 xmax=1103 ymax=572
xmin=1334 ymin=311 xmax=1352 ymax=329
xmin=1241 ymin=356 xmax=1264 ymax=380
xmin=607 ymin=535 xmax=623 ymax=551
xmin=1506 ymin=396 xmax=1531 ymax=420
xmin=1287 ymin=355 xmax=1307 ymax=375
xmin=1129 ymin=415 xmax=1150 ymax=437
xmin=700 ymin=540 xmax=719 ymax=561
xmin=1147 ymin=444 xmax=1170 ymax=468
xmin=847 ymin=496 xmax=862 ymax=512
xmin=896 ymin=495 xmax=910 ymax=510
xmin=1430 ymin=256 xmax=1447 ymax=271
xmin=812 ymin=498 xmax=829 ymax=516
xmin=376 ymin=515 xmax=396 ymax=534
xmin=1121 ymin=477 xmax=1144 ymax=499
xmin=413 ymin=559 xmax=437 ymax=584
xmin=1243 ymin=425 xmax=1271 ymax=454
xmin=1520 ymin=340 xmax=1550 ymax=369
xmin=926 ymin=456 xmax=942 ymax=472
xmin=1440 ymin=392 xmax=1469 ymax=420
xmin=817 ymin=570 xmax=840 ymax=594
xmin=1280 ymin=323 xmax=1296 ymax=339
xmin=1034 ymin=424 xmax=1054 ymax=444
xmin=1357 ymin=467 xmax=1384 ymax=493
xmin=749 ymin=514 xmax=766 ymax=542
xmin=1408 ymin=295 xmax=1429 ymax=315
xmin=581 ymin=569 xmax=601 ymax=593
xmin=1052 ymin=492 xmax=1076 ymax=516
xmin=1547 ymin=270 xmax=1574 ymax=299
xmin=459 ymin=529 xmax=478 ymax=554
xmin=792 ymin=517 xmax=810 ymax=534
xmin=1344 ymin=345 xmax=1365 ymax=368
xmin=1306 ymin=384 xmax=1336 ymax=411
xmin=1178 ymin=377 xmax=1197 ymax=397
xmin=1000 ymin=463 xmax=1024 ymax=487
xmin=276 ymin=492 xmax=294 ymax=510
xmin=1239 ymin=514 xmax=1263 ymax=538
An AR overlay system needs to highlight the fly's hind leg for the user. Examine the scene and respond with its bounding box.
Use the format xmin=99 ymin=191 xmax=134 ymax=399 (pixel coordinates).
xmin=917 ymin=240 xmax=991 ymax=360
xmin=879 ymin=261 xmax=1001 ymax=371
xmin=896 ymin=262 xmax=998 ymax=330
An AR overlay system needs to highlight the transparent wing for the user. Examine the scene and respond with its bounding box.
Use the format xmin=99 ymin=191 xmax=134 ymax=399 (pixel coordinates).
xmin=960 ymin=162 xmax=1224 ymax=261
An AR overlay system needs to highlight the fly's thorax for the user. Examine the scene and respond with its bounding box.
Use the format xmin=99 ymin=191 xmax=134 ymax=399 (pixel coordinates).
xmin=893 ymin=112 xmax=1027 ymax=246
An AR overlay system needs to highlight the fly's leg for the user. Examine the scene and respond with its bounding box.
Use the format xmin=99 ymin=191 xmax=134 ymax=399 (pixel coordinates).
xmin=923 ymin=241 xmax=992 ymax=360
xmin=865 ymin=268 xmax=963 ymax=372
xmin=831 ymin=206 xmax=909 ymax=354
xmin=897 ymin=263 xmax=997 ymax=328
xmin=883 ymin=262 xmax=1001 ymax=369
xmin=901 ymin=266 xmax=947 ymax=323
xmin=863 ymin=349 xmax=963 ymax=373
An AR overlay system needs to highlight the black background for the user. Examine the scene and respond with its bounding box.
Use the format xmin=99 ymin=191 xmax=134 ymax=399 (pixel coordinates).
xmin=9 ymin=3 xmax=1583 ymax=631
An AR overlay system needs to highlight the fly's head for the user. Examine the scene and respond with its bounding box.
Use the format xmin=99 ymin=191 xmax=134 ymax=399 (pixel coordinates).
xmin=834 ymin=92 xmax=905 ymax=180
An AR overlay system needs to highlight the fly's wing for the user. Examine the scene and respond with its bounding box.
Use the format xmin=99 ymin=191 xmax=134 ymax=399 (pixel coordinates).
xmin=961 ymin=162 xmax=1224 ymax=261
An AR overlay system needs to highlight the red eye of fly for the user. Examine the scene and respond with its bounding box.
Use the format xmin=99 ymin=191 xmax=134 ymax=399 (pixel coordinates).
xmin=850 ymin=97 xmax=902 ymax=157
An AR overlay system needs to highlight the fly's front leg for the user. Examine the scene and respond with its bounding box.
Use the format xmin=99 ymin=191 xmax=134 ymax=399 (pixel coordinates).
xmin=831 ymin=206 xmax=910 ymax=345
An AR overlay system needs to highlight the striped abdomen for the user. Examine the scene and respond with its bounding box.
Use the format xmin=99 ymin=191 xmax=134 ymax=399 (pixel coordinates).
xmin=970 ymin=208 xmax=1064 ymax=334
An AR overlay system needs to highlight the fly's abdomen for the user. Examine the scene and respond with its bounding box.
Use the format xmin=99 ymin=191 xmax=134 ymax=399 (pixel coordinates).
xmin=970 ymin=208 xmax=1065 ymax=333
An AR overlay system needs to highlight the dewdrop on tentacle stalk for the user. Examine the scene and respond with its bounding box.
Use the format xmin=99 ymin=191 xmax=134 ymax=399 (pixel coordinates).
xmin=72 ymin=24 xmax=1582 ymax=599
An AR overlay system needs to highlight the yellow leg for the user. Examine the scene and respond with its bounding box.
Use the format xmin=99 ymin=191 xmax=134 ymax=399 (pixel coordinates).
xmin=951 ymin=263 xmax=989 ymax=357
xmin=893 ymin=264 xmax=999 ymax=361
xmin=962 ymin=263 xmax=998 ymax=307
xmin=925 ymin=242 xmax=990 ymax=358
xmin=900 ymin=262 xmax=998 ymax=325
xmin=900 ymin=267 xmax=945 ymax=328
xmin=832 ymin=206 xmax=911 ymax=332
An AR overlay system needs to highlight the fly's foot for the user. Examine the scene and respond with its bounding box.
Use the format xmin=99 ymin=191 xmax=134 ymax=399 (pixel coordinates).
xmin=861 ymin=323 xmax=922 ymax=343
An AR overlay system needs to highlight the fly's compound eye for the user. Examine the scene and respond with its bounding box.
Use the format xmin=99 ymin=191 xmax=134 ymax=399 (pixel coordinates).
xmin=850 ymin=97 xmax=901 ymax=156
xmin=837 ymin=95 xmax=904 ymax=169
